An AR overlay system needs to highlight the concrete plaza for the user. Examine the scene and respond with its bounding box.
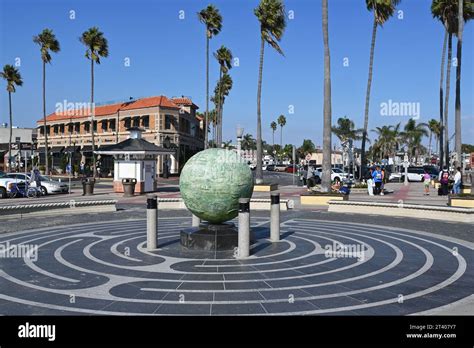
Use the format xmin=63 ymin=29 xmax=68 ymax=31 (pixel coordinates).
xmin=0 ymin=173 xmax=472 ymax=315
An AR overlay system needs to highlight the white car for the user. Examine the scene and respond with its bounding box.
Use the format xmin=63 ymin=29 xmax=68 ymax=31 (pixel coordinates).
xmin=4 ymin=173 xmax=69 ymax=195
xmin=314 ymin=168 xmax=353 ymax=182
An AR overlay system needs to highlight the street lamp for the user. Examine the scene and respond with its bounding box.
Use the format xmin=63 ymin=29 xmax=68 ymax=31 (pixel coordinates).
xmin=236 ymin=125 xmax=244 ymax=157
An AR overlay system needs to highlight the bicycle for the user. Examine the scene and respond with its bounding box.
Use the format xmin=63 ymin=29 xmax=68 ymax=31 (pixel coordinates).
xmin=8 ymin=182 xmax=42 ymax=198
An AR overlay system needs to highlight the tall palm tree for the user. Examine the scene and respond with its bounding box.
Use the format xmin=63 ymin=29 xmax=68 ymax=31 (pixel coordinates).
xmin=213 ymin=45 xmax=233 ymax=145
xmin=321 ymin=0 xmax=332 ymax=192
xmin=1 ymin=65 xmax=23 ymax=172
xmin=198 ymin=5 xmax=222 ymax=149
xmin=428 ymin=118 xmax=441 ymax=157
xmin=277 ymin=114 xmax=286 ymax=148
xmin=270 ymin=121 xmax=277 ymax=146
xmin=432 ymin=0 xmax=465 ymax=168
xmin=80 ymin=27 xmax=108 ymax=178
xmin=454 ymin=0 xmax=473 ymax=166
xmin=33 ymin=28 xmax=60 ymax=176
xmin=254 ymin=0 xmax=286 ymax=184
xmin=360 ymin=0 xmax=401 ymax=179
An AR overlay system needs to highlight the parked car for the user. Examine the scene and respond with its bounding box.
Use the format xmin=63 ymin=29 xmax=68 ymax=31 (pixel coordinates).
xmin=266 ymin=164 xmax=275 ymax=171
xmin=285 ymin=165 xmax=297 ymax=173
xmin=274 ymin=164 xmax=287 ymax=172
xmin=4 ymin=173 xmax=69 ymax=195
xmin=390 ymin=166 xmax=426 ymax=182
xmin=0 ymin=171 xmax=5 ymax=178
xmin=0 ymin=176 xmax=19 ymax=198
xmin=314 ymin=168 xmax=352 ymax=182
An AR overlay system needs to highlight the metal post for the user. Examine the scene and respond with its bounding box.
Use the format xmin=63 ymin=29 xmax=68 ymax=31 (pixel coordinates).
xmin=192 ymin=214 xmax=201 ymax=227
xmin=238 ymin=198 xmax=250 ymax=258
xmin=404 ymin=152 xmax=409 ymax=186
xmin=270 ymin=191 xmax=280 ymax=242
xmin=146 ymin=194 xmax=158 ymax=250
xmin=292 ymin=145 xmax=296 ymax=186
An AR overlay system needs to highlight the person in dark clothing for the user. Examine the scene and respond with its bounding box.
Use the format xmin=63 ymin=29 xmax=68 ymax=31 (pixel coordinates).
xmin=439 ymin=166 xmax=450 ymax=196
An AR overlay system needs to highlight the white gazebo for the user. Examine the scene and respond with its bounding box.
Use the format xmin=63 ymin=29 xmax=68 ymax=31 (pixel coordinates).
xmin=95 ymin=128 xmax=175 ymax=193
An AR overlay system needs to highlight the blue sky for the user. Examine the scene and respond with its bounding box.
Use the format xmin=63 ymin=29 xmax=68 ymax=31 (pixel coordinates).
xmin=0 ymin=0 xmax=473 ymax=148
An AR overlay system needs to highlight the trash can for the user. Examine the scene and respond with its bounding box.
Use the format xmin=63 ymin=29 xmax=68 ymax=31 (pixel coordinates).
xmin=82 ymin=178 xmax=95 ymax=196
xmin=122 ymin=178 xmax=137 ymax=197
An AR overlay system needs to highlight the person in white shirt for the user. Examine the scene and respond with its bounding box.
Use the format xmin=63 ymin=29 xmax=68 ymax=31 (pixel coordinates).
xmin=453 ymin=167 xmax=462 ymax=194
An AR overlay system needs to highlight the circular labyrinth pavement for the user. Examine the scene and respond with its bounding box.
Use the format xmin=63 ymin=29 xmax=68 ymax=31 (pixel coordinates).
xmin=0 ymin=217 xmax=472 ymax=315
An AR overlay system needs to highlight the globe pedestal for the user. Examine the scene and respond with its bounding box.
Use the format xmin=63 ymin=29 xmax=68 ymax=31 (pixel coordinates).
xmin=180 ymin=222 xmax=239 ymax=251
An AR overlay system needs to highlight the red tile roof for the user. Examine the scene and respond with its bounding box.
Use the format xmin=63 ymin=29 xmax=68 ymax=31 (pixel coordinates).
xmin=171 ymin=97 xmax=199 ymax=109
xmin=37 ymin=95 xmax=181 ymax=124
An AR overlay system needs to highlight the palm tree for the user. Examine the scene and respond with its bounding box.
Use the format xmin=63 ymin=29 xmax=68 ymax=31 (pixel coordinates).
xmin=277 ymin=114 xmax=286 ymax=148
xmin=212 ymin=73 xmax=233 ymax=146
xmin=1 ymin=65 xmax=23 ymax=172
xmin=242 ymin=133 xmax=257 ymax=150
xmin=33 ymin=29 xmax=60 ymax=176
xmin=321 ymin=0 xmax=332 ymax=192
xmin=331 ymin=116 xmax=363 ymax=143
xmin=428 ymin=118 xmax=441 ymax=157
xmin=213 ymin=45 xmax=233 ymax=145
xmin=400 ymin=119 xmax=428 ymax=163
xmin=254 ymin=0 xmax=286 ymax=184
xmin=270 ymin=121 xmax=277 ymax=146
xmin=80 ymin=27 xmax=108 ymax=178
xmin=454 ymin=0 xmax=473 ymax=166
xmin=371 ymin=123 xmax=400 ymax=160
xmin=360 ymin=0 xmax=401 ymax=179
xmin=431 ymin=0 xmax=471 ymax=168
xmin=198 ymin=5 xmax=222 ymax=149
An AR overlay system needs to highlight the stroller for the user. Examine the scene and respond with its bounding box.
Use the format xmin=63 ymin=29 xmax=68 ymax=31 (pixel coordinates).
xmin=8 ymin=182 xmax=41 ymax=198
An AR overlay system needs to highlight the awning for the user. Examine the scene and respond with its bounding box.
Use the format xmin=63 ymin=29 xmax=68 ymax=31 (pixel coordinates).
xmin=81 ymin=145 xmax=93 ymax=152
xmin=50 ymin=146 xmax=65 ymax=153
xmin=64 ymin=145 xmax=80 ymax=153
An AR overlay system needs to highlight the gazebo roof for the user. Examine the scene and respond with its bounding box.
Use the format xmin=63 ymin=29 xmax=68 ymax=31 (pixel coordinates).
xmin=95 ymin=138 xmax=174 ymax=155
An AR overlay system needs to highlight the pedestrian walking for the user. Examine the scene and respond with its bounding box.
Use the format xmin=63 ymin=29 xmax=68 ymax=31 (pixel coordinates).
xmin=453 ymin=167 xmax=462 ymax=194
xmin=365 ymin=167 xmax=374 ymax=196
xmin=423 ymin=169 xmax=431 ymax=195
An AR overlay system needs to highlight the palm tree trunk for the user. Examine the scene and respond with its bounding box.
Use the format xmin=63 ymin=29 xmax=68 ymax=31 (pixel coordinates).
xmin=322 ymin=0 xmax=332 ymax=192
xmin=204 ymin=32 xmax=210 ymax=149
xmin=216 ymin=68 xmax=223 ymax=146
xmin=91 ymin=58 xmax=96 ymax=178
xmin=439 ymin=31 xmax=447 ymax=169
xmin=280 ymin=126 xmax=283 ymax=148
xmin=444 ymin=33 xmax=452 ymax=169
xmin=429 ymin=131 xmax=433 ymax=159
xmin=255 ymin=36 xmax=265 ymax=184
xmin=360 ymin=17 xmax=378 ymax=180
xmin=272 ymin=130 xmax=274 ymax=147
xmin=455 ymin=0 xmax=463 ymax=168
xmin=8 ymin=91 xmax=12 ymax=172
xmin=42 ymin=61 xmax=49 ymax=175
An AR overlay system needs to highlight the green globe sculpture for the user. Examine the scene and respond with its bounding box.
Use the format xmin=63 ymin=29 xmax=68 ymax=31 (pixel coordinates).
xmin=180 ymin=148 xmax=254 ymax=224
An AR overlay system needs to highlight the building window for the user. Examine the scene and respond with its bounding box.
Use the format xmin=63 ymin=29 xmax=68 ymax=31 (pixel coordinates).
xmin=142 ymin=115 xmax=149 ymax=129
xmin=53 ymin=125 xmax=59 ymax=135
xmin=101 ymin=120 xmax=108 ymax=132
xmin=109 ymin=119 xmax=116 ymax=131
xmin=165 ymin=115 xmax=173 ymax=130
xmin=59 ymin=124 xmax=65 ymax=134
xmin=84 ymin=122 xmax=90 ymax=133
xmin=74 ymin=123 xmax=80 ymax=133
xmin=124 ymin=118 xmax=131 ymax=129
xmin=40 ymin=127 xmax=44 ymax=136
xmin=93 ymin=121 xmax=97 ymax=132
xmin=132 ymin=117 xmax=140 ymax=128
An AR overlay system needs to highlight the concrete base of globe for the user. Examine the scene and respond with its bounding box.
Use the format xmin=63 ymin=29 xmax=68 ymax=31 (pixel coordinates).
xmin=180 ymin=222 xmax=250 ymax=251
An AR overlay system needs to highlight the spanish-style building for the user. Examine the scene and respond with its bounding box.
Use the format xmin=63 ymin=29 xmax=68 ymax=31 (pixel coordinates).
xmin=35 ymin=95 xmax=204 ymax=175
